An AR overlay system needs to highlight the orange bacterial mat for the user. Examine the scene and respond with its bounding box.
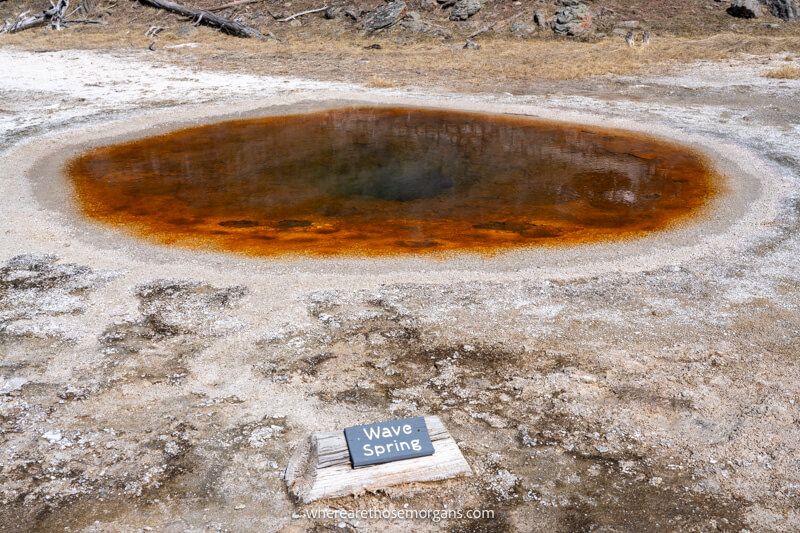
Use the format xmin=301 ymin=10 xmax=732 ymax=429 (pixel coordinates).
xmin=66 ymin=107 xmax=717 ymax=257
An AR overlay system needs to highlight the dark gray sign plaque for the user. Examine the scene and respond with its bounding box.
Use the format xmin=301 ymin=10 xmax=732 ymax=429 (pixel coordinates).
xmin=344 ymin=416 xmax=435 ymax=468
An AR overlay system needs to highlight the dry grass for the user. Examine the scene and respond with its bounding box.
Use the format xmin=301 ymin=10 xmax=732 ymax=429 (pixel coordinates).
xmin=365 ymin=76 xmax=397 ymax=88
xmin=764 ymin=64 xmax=800 ymax=79
xmin=3 ymin=27 xmax=800 ymax=90
xmin=179 ymin=33 xmax=800 ymax=92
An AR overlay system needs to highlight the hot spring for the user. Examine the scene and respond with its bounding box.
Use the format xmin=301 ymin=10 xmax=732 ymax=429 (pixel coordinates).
xmin=66 ymin=107 xmax=716 ymax=256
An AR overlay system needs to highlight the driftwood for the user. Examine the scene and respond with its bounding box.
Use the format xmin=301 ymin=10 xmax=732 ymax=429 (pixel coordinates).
xmin=144 ymin=24 xmax=163 ymax=36
xmin=206 ymin=0 xmax=268 ymax=12
xmin=285 ymin=416 xmax=472 ymax=503
xmin=276 ymin=6 xmax=327 ymax=22
xmin=1 ymin=0 xmax=70 ymax=33
xmin=136 ymin=0 xmax=268 ymax=38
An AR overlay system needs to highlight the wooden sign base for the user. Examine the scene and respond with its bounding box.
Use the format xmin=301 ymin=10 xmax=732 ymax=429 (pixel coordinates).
xmin=285 ymin=416 xmax=472 ymax=503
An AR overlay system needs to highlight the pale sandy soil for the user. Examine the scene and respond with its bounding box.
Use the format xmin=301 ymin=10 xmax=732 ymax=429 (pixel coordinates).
xmin=1 ymin=47 xmax=799 ymax=532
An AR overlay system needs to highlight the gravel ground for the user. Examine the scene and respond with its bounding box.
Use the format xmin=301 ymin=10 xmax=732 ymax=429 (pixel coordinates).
xmin=0 ymin=48 xmax=799 ymax=532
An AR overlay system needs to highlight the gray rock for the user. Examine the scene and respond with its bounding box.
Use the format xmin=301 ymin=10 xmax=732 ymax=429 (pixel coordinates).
xmin=533 ymin=10 xmax=550 ymax=28
xmin=400 ymin=16 xmax=453 ymax=39
xmin=510 ymin=21 xmax=534 ymax=37
xmin=344 ymin=6 xmax=362 ymax=20
xmin=449 ymin=0 xmax=481 ymax=20
xmin=728 ymin=0 xmax=763 ymax=18
xmin=362 ymin=1 xmax=407 ymax=31
xmin=463 ymin=39 xmax=480 ymax=49
xmin=324 ymin=6 xmax=344 ymax=19
xmin=766 ymin=0 xmax=799 ymax=19
xmin=553 ymin=0 xmax=593 ymax=37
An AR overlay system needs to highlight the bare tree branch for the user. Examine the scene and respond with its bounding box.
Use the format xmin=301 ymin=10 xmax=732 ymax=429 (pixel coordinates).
xmin=277 ymin=6 xmax=327 ymax=22
xmin=1 ymin=0 xmax=69 ymax=33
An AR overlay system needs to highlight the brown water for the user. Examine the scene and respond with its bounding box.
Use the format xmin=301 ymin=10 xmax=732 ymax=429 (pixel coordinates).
xmin=66 ymin=107 xmax=716 ymax=256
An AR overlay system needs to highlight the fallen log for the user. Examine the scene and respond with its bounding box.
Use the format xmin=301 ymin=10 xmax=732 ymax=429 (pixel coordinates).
xmin=1 ymin=0 xmax=69 ymax=33
xmin=136 ymin=0 xmax=268 ymax=38
xmin=206 ymin=0 xmax=268 ymax=12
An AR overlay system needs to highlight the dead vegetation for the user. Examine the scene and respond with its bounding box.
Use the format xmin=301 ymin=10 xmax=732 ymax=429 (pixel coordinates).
xmin=365 ymin=75 xmax=397 ymax=88
xmin=0 ymin=0 xmax=69 ymax=33
xmin=2 ymin=0 xmax=800 ymax=86
xmin=2 ymin=24 xmax=800 ymax=90
xmin=135 ymin=0 xmax=270 ymax=39
xmin=764 ymin=63 xmax=800 ymax=78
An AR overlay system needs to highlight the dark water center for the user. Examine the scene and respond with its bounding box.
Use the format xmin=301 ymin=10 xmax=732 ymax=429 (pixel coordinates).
xmin=67 ymin=107 xmax=716 ymax=256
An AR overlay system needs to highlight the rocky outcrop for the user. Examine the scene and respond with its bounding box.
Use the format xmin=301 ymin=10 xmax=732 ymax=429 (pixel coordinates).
xmin=400 ymin=11 xmax=453 ymax=38
xmin=728 ymin=0 xmax=763 ymax=18
xmin=533 ymin=10 xmax=550 ymax=29
xmin=362 ymin=1 xmax=407 ymax=32
xmin=766 ymin=0 xmax=799 ymax=20
xmin=553 ymin=0 xmax=593 ymax=37
xmin=449 ymin=0 xmax=481 ymax=21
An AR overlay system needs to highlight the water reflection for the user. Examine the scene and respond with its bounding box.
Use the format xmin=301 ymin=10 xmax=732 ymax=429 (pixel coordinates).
xmin=67 ymin=107 xmax=714 ymax=256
